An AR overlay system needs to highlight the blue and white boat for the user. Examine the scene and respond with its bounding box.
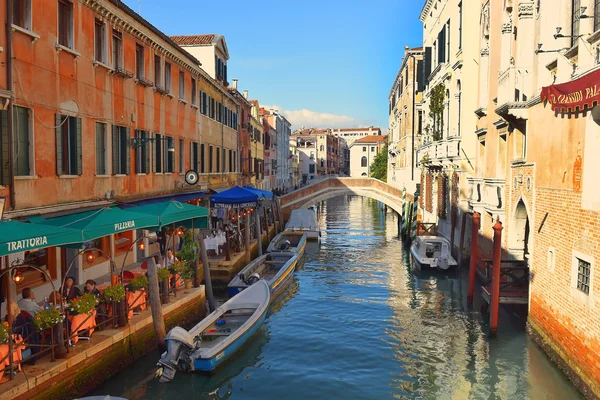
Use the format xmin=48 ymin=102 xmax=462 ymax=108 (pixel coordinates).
xmin=227 ymin=252 xmax=299 ymax=298
xmin=267 ymin=232 xmax=307 ymax=258
xmin=156 ymin=279 xmax=270 ymax=381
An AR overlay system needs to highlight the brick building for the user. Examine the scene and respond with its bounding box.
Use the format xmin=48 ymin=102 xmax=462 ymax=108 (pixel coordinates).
xmin=0 ymin=0 xmax=238 ymax=307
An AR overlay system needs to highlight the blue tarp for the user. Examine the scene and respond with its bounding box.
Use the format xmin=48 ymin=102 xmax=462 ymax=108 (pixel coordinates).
xmin=210 ymin=186 xmax=264 ymax=208
xmin=243 ymin=186 xmax=274 ymax=200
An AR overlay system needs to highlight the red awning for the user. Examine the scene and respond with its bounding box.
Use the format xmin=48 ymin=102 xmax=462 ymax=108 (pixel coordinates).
xmin=540 ymin=68 xmax=600 ymax=113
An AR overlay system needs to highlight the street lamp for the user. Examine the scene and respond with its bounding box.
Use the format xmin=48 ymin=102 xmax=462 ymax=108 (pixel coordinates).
xmin=130 ymin=137 xmax=175 ymax=152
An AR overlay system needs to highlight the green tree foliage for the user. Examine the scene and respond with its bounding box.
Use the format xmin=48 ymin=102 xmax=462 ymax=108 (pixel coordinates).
xmin=370 ymin=143 xmax=388 ymax=182
xmin=430 ymin=83 xmax=445 ymax=141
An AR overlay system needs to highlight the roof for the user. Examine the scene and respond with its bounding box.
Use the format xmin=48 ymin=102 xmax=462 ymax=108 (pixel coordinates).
xmin=170 ymin=34 xmax=217 ymax=46
xmin=353 ymin=135 xmax=387 ymax=144
xmin=333 ymin=127 xmax=381 ymax=132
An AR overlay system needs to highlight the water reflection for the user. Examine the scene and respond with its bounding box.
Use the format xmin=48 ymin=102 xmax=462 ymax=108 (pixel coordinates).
xmin=91 ymin=196 xmax=581 ymax=400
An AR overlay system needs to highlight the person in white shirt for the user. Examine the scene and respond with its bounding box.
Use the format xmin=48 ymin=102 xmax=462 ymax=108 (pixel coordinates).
xmin=17 ymin=288 xmax=42 ymax=317
xmin=165 ymin=249 xmax=178 ymax=268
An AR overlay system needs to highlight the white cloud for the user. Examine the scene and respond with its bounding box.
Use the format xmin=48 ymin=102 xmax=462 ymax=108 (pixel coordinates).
xmin=263 ymin=105 xmax=380 ymax=132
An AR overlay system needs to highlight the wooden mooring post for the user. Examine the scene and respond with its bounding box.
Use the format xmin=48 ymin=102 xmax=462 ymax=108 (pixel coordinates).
xmin=146 ymin=257 xmax=166 ymax=349
xmin=255 ymin=209 xmax=263 ymax=257
xmin=490 ymin=219 xmax=503 ymax=336
xmin=199 ymin=231 xmax=216 ymax=313
xmin=245 ymin=213 xmax=251 ymax=264
xmin=468 ymin=212 xmax=480 ymax=304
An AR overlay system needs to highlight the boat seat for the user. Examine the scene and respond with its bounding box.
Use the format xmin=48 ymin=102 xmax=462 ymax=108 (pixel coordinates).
xmin=222 ymin=312 xmax=254 ymax=317
xmin=201 ymin=332 xmax=231 ymax=337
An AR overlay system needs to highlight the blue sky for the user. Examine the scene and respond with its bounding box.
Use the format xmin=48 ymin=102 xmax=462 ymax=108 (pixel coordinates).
xmin=125 ymin=0 xmax=424 ymax=131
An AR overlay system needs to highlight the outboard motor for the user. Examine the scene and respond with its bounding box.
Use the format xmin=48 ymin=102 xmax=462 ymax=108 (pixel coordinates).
xmin=280 ymin=240 xmax=291 ymax=251
xmin=244 ymin=272 xmax=260 ymax=285
xmin=156 ymin=326 xmax=196 ymax=383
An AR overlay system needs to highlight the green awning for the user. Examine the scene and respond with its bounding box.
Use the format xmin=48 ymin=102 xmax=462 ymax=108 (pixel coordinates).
xmin=126 ymin=201 xmax=208 ymax=229
xmin=0 ymin=220 xmax=84 ymax=256
xmin=29 ymin=207 xmax=160 ymax=242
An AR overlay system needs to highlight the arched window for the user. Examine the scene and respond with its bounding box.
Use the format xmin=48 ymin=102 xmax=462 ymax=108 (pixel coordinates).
xmin=320 ymin=145 xmax=324 ymax=151
xmin=361 ymin=156 xmax=367 ymax=167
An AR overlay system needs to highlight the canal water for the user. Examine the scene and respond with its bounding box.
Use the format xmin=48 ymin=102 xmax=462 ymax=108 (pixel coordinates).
xmin=92 ymin=196 xmax=581 ymax=399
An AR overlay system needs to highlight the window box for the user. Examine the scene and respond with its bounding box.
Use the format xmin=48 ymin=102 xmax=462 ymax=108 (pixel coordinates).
xmin=154 ymin=86 xmax=169 ymax=95
xmin=135 ymin=77 xmax=154 ymax=87
xmin=93 ymin=60 xmax=113 ymax=71
xmin=11 ymin=24 xmax=39 ymax=42
xmin=114 ymin=67 xmax=134 ymax=79
xmin=55 ymin=43 xmax=80 ymax=58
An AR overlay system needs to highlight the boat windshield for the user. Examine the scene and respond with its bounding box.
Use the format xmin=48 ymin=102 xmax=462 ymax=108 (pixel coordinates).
xmin=424 ymin=242 xmax=442 ymax=258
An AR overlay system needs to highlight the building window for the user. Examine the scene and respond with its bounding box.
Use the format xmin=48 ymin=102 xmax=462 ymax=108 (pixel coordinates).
xmin=222 ymin=148 xmax=226 ymax=172
xmin=154 ymin=133 xmax=163 ymax=173
xmin=572 ymin=0 xmax=581 ymax=47
xmin=179 ymin=139 xmax=184 ymax=173
xmin=458 ymin=2 xmax=463 ymax=50
xmin=164 ymin=62 xmax=172 ymax=93
xmin=55 ymin=115 xmax=81 ymax=176
xmin=135 ymin=129 xmax=151 ymax=174
xmin=210 ymin=98 xmax=215 ymax=119
xmin=595 ymin=0 xmax=600 ymax=32
xmin=112 ymin=30 xmax=123 ymax=70
xmin=576 ymin=258 xmax=591 ymax=294
xmin=154 ymin=55 xmax=162 ymax=88
xmin=200 ymin=143 xmax=205 ymax=173
xmin=58 ymin=0 xmax=74 ymax=49
xmin=201 ymin=92 xmax=208 ymax=115
xmin=216 ymin=102 xmax=222 ymax=123
xmin=233 ymin=150 xmax=237 ymax=172
xmin=362 ymin=146 xmax=366 ymax=152
xmin=95 ymin=122 xmax=108 ymax=175
xmin=216 ymin=147 xmax=220 ymax=173
xmin=14 ymin=106 xmax=32 ymax=176
xmin=179 ymin=71 xmax=185 ymax=100
xmin=112 ymin=125 xmax=129 ymax=175
xmin=94 ymin=19 xmax=107 ymax=64
xmin=209 ymin=145 xmax=213 ymax=173
xmin=229 ymin=149 xmax=233 ymax=172
xmin=135 ymin=44 xmax=145 ymax=79
xmin=166 ymin=136 xmax=174 ymax=173
xmin=191 ymin=142 xmax=199 ymax=172
xmin=13 ymin=0 xmax=32 ymax=31
xmin=191 ymin=78 xmax=197 ymax=105
xmin=361 ymin=156 xmax=367 ymax=167
xmin=371 ymin=146 xmax=375 ymax=152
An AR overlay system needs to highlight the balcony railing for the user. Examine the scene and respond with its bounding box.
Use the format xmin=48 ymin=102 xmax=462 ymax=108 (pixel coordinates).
xmin=467 ymin=178 xmax=505 ymax=213
xmin=416 ymin=137 xmax=461 ymax=166
xmin=496 ymin=66 xmax=530 ymax=117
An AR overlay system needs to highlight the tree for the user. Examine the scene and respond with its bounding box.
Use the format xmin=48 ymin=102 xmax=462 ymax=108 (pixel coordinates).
xmin=370 ymin=143 xmax=388 ymax=182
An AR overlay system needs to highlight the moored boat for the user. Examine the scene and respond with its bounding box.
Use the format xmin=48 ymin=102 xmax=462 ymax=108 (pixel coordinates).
xmin=285 ymin=209 xmax=320 ymax=240
xmin=410 ymin=236 xmax=458 ymax=270
xmin=267 ymin=231 xmax=307 ymax=258
xmin=228 ymin=252 xmax=299 ymax=298
xmin=156 ymin=279 xmax=270 ymax=381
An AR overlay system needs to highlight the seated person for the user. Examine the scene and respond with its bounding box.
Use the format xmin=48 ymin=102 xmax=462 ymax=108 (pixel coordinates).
xmin=61 ymin=277 xmax=81 ymax=302
xmin=83 ymin=280 xmax=105 ymax=330
xmin=5 ymin=301 xmax=40 ymax=362
xmin=17 ymin=288 xmax=42 ymax=317
xmin=48 ymin=291 xmax=62 ymax=308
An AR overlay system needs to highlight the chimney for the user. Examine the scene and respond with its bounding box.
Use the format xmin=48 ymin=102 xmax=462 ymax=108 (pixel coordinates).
xmin=243 ymin=90 xmax=248 ymax=99
xmin=404 ymin=46 xmax=409 ymax=56
xmin=232 ymin=78 xmax=238 ymax=90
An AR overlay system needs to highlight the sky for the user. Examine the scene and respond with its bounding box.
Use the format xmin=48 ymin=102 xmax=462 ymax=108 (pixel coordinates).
xmin=124 ymin=0 xmax=424 ymax=132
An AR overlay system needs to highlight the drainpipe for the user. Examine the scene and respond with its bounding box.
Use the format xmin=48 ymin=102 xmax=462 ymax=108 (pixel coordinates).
xmin=411 ymin=54 xmax=417 ymax=183
xmin=7 ymin=0 xmax=15 ymax=210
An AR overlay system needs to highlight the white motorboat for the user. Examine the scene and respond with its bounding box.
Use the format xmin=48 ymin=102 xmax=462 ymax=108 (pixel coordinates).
xmin=410 ymin=236 xmax=458 ymax=270
xmin=285 ymin=209 xmax=320 ymax=241
xmin=267 ymin=232 xmax=307 ymax=257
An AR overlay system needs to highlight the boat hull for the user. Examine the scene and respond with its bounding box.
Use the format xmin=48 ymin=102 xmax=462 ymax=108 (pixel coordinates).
xmin=192 ymin=308 xmax=268 ymax=372
xmin=228 ymin=254 xmax=299 ymax=298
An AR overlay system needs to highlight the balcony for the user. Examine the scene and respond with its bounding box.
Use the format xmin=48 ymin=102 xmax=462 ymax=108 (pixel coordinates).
xmin=495 ymin=66 xmax=530 ymax=120
xmin=416 ymin=137 xmax=461 ymax=167
xmin=468 ymin=178 xmax=505 ymax=213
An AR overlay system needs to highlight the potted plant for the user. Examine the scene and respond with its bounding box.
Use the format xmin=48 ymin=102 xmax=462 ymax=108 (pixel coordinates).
xmin=68 ymin=293 xmax=97 ymax=316
xmin=33 ymin=308 xmax=63 ymax=331
xmin=103 ymin=284 xmax=126 ymax=303
xmin=181 ymin=266 xmax=195 ymax=289
xmin=128 ymin=275 xmax=149 ymax=292
xmin=0 ymin=322 xmax=11 ymax=344
xmin=157 ymin=267 xmax=171 ymax=282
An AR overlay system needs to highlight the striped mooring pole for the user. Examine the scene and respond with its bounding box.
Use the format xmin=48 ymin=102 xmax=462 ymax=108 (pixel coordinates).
xmin=410 ymin=196 xmax=419 ymax=241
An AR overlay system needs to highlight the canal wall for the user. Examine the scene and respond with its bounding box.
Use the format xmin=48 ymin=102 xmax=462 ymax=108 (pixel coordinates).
xmin=5 ymin=288 xmax=206 ymax=400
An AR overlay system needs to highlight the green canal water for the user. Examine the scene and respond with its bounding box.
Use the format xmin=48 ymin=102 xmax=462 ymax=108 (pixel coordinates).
xmin=91 ymin=196 xmax=582 ymax=399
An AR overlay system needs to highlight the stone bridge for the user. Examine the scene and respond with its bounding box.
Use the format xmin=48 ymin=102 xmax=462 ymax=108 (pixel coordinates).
xmin=279 ymin=177 xmax=413 ymax=221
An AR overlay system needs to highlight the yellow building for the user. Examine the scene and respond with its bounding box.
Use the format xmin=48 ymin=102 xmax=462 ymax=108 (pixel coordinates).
xmin=249 ymin=99 xmax=265 ymax=189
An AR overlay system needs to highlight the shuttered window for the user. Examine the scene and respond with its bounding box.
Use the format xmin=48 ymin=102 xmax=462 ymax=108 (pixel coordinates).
xmin=112 ymin=125 xmax=130 ymax=175
xmin=135 ymin=129 xmax=150 ymax=174
xmin=216 ymin=146 xmax=220 ymax=173
xmin=96 ymin=122 xmax=108 ymax=175
xmin=14 ymin=106 xmax=32 ymax=176
xmin=154 ymin=133 xmax=163 ymax=173
xmin=0 ymin=111 xmax=9 ymax=185
xmin=166 ymin=136 xmax=174 ymax=173
xmin=55 ymin=114 xmax=82 ymax=176
xmin=200 ymin=143 xmax=205 ymax=173
xmin=229 ymin=149 xmax=233 ymax=173
xmin=190 ymin=142 xmax=199 ymax=172
xmin=209 ymin=145 xmax=213 ymax=173
xmin=178 ymin=139 xmax=184 ymax=173
xmin=201 ymin=92 xmax=208 ymax=115
xmin=210 ymin=97 xmax=215 ymax=119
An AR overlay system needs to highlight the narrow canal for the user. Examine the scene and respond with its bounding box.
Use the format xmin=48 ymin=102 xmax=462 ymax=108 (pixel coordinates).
xmin=92 ymin=196 xmax=581 ymax=399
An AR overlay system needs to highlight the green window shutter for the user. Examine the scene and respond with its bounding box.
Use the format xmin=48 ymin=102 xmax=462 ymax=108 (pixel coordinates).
xmin=125 ymin=128 xmax=131 ymax=174
xmin=1 ymin=111 xmax=9 ymax=184
xmin=55 ymin=114 xmax=63 ymax=176
xmin=112 ymin=125 xmax=119 ymax=175
xmin=144 ymin=132 xmax=150 ymax=173
xmin=152 ymin=133 xmax=157 ymax=173
xmin=76 ymin=118 xmax=83 ymax=175
xmin=134 ymin=129 xmax=140 ymax=173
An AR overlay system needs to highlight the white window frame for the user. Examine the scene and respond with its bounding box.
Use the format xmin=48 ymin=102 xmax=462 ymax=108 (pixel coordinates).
xmin=112 ymin=29 xmax=123 ymax=70
xmin=154 ymin=54 xmax=162 ymax=88
xmin=13 ymin=105 xmax=34 ymax=177
xmin=57 ymin=0 xmax=74 ymax=50
xmin=179 ymin=70 xmax=185 ymax=100
xmin=191 ymin=78 xmax=197 ymax=106
xmin=571 ymin=250 xmax=595 ymax=306
xmin=164 ymin=62 xmax=172 ymax=93
xmin=12 ymin=0 xmax=33 ymax=32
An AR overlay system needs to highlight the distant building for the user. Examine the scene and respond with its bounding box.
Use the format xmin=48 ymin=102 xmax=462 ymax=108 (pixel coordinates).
xmin=349 ymin=136 xmax=387 ymax=178
xmin=330 ymin=127 xmax=382 ymax=146
xmin=170 ymin=34 xmax=229 ymax=85
xmin=264 ymin=110 xmax=292 ymax=190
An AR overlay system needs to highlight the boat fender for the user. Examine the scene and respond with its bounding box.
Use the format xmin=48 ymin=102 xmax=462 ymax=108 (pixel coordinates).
xmin=437 ymin=257 xmax=450 ymax=270
xmin=245 ymin=272 xmax=260 ymax=285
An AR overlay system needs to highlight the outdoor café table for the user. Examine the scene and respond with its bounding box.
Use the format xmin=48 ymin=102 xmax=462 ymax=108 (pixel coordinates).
xmin=0 ymin=335 xmax=24 ymax=380
xmin=168 ymin=274 xmax=182 ymax=291
xmin=128 ymin=268 xmax=146 ymax=278
xmin=68 ymin=310 xmax=96 ymax=344
xmin=126 ymin=290 xmax=147 ymax=319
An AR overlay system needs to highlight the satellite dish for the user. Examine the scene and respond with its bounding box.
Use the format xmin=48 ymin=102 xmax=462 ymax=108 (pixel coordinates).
xmin=185 ymin=170 xmax=199 ymax=185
